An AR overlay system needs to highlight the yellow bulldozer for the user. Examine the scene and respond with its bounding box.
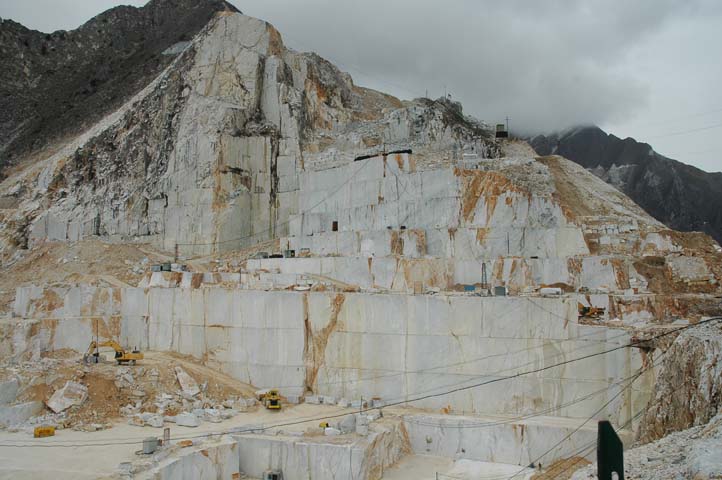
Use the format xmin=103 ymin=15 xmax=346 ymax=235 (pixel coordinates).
xmin=83 ymin=340 xmax=143 ymax=365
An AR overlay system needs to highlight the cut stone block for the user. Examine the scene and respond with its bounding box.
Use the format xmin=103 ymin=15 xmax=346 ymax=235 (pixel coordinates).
xmin=46 ymin=381 xmax=88 ymax=413
xmin=175 ymin=367 xmax=200 ymax=397
xmin=175 ymin=412 xmax=200 ymax=427
xmin=0 ymin=378 xmax=19 ymax=405
xmin=0 ymin=401 xmax=43 ymax=427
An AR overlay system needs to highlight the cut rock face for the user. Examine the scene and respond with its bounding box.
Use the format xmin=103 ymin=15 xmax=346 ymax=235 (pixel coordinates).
xmin=0 ymin=378 xmax=20 ymax=405
xmin=174 ymin=367 xmax=200 ymax=397
xmin=0 ymin=401 xmax=43 ymax=427
xmin=45 ymin=381 xmax=88 ymax=413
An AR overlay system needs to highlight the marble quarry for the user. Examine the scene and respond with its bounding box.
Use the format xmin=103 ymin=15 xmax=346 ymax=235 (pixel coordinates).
xmin=1 ymin=9 xmax=721 ymax=480
xmin=11 ymin=284 xmax=652 ymax=428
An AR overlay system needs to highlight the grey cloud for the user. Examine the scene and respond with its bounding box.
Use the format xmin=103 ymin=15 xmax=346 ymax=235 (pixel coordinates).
xmin=237 ymin=0 xmax=713 ymax=134
xmin=1 ymin=0 xmax=721 ymax=140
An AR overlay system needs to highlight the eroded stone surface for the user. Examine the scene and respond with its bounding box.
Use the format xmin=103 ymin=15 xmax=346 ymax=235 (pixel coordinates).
xmin=639 ymin=322 xmax=722 ymax=443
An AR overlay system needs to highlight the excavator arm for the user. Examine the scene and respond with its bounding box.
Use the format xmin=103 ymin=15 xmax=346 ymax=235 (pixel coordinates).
xmin=84 ymin=340 xmax=143 ymax=364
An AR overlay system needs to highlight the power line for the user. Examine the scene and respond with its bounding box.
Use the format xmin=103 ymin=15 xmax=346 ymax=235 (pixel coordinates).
xmin=505 ymin=369 xmax=648 ymax=479
xmin=137 ymin=297 xmax=629 ymax=392
xmin=649 ymin=121 xmax=722 ymax=139
xmin=2 ymin=316 xmax=719 ymax=449
xmin=626 ymin=106 xmax=722 ymax=129
xmin=405 ymin=347 xmax=668 ymax=430
xmin=526 ymin=409 xmax=645 ymax=480
xmin=522 ymin=358 xmax=722 ymax=480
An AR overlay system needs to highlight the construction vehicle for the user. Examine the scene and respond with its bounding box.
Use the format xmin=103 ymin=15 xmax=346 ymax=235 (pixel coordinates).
xmin=84 ymin=340 xmax=143 ymax=365
xmin=263 ymin=470 xmax=283 ymax=480
xmin=262 ymin=389 xmax=282 ymax=410
xmin=578 ymin=302 xmax=605 ymax=319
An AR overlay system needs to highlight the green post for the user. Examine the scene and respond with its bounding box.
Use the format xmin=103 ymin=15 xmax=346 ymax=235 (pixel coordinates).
xmin=598 ymin=420 xmax=624 ymax=479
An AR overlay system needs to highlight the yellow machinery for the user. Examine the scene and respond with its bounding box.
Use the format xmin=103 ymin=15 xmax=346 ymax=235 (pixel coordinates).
xmin=262 ymin=389 xmax=282 ymax=410
xmin=84 ymin=340 xmax=143 ymax=365
xmin=34 ymin=426 xmax=55 ymax=438
xmin=578 ymin=302 xmax=605 ymax=319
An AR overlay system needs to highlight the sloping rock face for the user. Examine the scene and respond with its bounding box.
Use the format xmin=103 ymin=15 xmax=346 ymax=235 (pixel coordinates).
xmin=0 ymin=12 xmax=500 ymax=257
xmin=638 ymin=321 xmax=722 ymax=443
xmin=530 ymin=126 xmax=722 ymax=245
xmin=0 ymin=10 xmax=720 ymax=327
xmin=0 ymin=0 xmax=239 ymax=173
xmin=0 ymin=9 xmax=719 ymax=314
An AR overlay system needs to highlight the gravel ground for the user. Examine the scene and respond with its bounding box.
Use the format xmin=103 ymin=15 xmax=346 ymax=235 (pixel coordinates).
xmin=572 ymin=413 xmax=722 ymax=479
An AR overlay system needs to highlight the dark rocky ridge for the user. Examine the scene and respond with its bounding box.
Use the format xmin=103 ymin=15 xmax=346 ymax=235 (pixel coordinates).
xmin=0 ymin=0 xmax=239 ymax=176
xmin=531 ymin=126 xmax=722 ymax=245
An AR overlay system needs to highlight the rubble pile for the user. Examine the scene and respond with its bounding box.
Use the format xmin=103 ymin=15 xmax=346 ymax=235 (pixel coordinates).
xmin=0 ymin=352 xmax=255 ymax=433
xmin=572 ymin=412 xmax=722 ymax=480
xmin=0 ymin=239 xmax=167 ymax=315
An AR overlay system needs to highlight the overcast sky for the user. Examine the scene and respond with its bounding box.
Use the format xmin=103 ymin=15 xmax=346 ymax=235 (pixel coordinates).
xmin=2 ymin=0 xmax=721 ymax=173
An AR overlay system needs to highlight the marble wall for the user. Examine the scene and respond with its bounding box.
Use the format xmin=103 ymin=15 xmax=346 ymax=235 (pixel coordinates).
xmin=11 ymin=285 xmax=653 ymax=425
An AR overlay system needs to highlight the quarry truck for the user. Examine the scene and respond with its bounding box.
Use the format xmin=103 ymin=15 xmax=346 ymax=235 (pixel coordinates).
xmin=261 ymin=389 xmax=282 ymax=410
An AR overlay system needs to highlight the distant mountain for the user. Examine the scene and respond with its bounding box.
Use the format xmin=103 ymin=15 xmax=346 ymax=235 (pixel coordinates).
xmin=530 ymin=126 xmax=722 ymax=245
xmin=0 ymin=0 xmax=238 ymax=175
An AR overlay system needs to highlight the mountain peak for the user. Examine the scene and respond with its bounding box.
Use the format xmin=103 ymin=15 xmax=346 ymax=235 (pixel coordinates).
xmin=531 ymin=125 xmax=722 ymax=244
xmin=0 ymin=0 xmax=240 ymax=173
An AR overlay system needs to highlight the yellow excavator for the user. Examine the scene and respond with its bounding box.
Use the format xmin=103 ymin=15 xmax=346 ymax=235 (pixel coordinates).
xmin=84 ymin=340 xmax=143 ymax=365
xmin=578 ymin=302 xmax=606 ymax=319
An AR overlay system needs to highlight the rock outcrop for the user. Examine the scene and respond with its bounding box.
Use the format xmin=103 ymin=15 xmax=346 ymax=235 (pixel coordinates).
xmin=530 ymin=126 xmax=722 ymax=245
xmin=638 ymin=321 xmax=722 ymax=443
xmin=1 ymin=10 xmax=720 ymax=325
xmin=0 ymin=12 xmax=500 ymax=257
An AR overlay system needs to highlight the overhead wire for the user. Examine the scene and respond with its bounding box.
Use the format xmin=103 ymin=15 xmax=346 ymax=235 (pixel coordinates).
xmin=505 ymin=357 xmax=722 ymax=480
xmin=438 ymin=406 xmax=649 ymax=480
xmin=648 ymin=121 xmax=722 ymax=139
xmin=138 ymin=292 xmax=630 ymax=393
xmin=504 ymin=368 xmax=650 ymax=479
xmin=405 ymin=347 xmax=668 ymax=430
xmin=1 ymin=316 xmax=718 ymax=449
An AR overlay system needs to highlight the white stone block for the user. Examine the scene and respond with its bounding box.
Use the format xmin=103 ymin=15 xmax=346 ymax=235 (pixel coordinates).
xmin=175 ymin=367 xmax=200 ymax=397
xmin=0 ymin=401 xmax=43 ymax=427
xmin=0 ymin=378 xmax=19 ymax=405
xmin=175 ymin=412 xmax=200 ymax=427
xmin=46 ymin=381 xmax=88 ymax=413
